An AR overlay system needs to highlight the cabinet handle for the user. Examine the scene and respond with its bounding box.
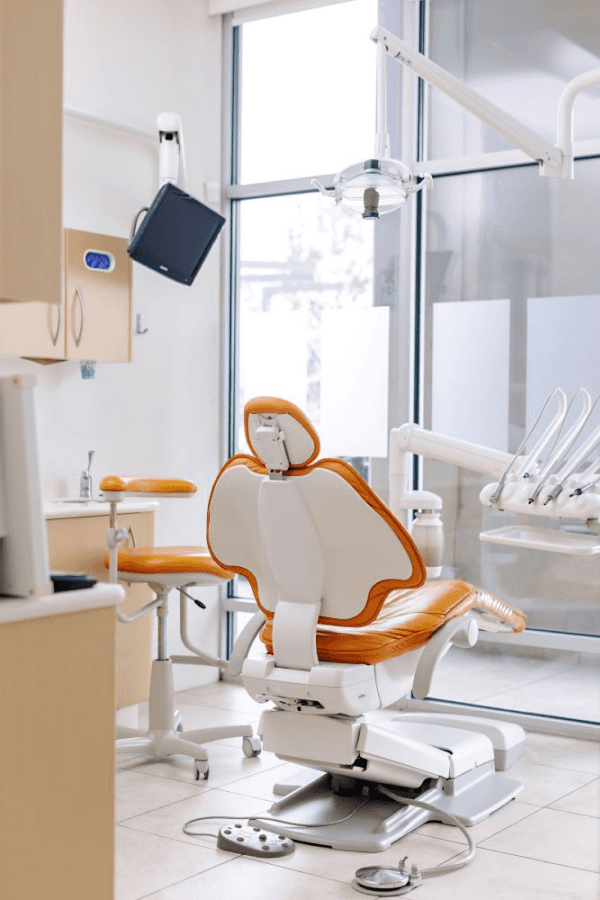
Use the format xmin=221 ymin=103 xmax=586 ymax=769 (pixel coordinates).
xmin=128 ymin=527 xmax=137 ymax=547
xmin=73 ymin=287 xmax=85 ymax=347
xmin=48 ymin=303 xmax=61 ymax=346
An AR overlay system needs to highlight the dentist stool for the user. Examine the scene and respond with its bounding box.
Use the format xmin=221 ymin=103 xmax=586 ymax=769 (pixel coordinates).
xmin=206 ymin=396 xmax=527 ymax=850
xmin=100 ymin=476 xmax=262 ymax=780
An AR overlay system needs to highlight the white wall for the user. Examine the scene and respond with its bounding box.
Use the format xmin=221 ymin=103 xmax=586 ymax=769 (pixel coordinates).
xmin=0 ymin=0 xmax=226 ymax=690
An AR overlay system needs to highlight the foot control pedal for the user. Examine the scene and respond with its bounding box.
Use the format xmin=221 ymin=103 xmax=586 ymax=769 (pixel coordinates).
xmin=217 ymin=822 xmax=295 ymax=858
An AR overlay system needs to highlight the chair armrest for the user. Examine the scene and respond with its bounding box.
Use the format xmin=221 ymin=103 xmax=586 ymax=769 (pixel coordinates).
xmin=100 ymin=475 xmax=197 ymax=499
xmin=412 ymin=616 xmax=479 ymax=700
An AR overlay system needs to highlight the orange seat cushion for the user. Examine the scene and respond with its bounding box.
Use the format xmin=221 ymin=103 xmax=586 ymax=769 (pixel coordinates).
xmin=260 ymin=580 xmax=526 ymax=665
xmin=104 ymin=546 xmax=234 ymax=578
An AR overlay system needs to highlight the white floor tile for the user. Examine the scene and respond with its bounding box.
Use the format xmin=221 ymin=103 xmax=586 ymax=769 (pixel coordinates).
xmin=115 ymin=769 xmax=204 ymax=822
xmin=417 ymin=799 xmax=540 ymax=845
xmin=136 ymin=855 xmax=365 ymax=899
xmin=119 ymin=787 xmax=273 ymax=850
xmin=393 ymin=847 xmax=600 ymax=900
xmin=429 ymin=647 xmax=577 ymax=704
xmin=523 ymin=731 xmax=600 ymax=775
xmin=175 ymin=682 xmax=266 ymax=716
xmin=217 ymin=761 xmax=310 ymax=801
xmin=550 ymin=777 xmax=600 ymax=817
xmin=117 ymin=741 xmax=283 ymax=787
xmin=479 ymin=807 xmax=600 ymax=872
xmin=115 ymin=825 xmax=234 ymax=900
xmin=504 ymin=758 xmax=597 ymax=807
xmin=482 ymin=665 xmax=600 ymax=721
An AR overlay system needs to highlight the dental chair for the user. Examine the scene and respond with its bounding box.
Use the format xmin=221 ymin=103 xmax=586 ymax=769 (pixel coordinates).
xmin=206 ymin=396 xmax=528 ymax=851
xmin=100 ymin=475 xmax=261 ymax=780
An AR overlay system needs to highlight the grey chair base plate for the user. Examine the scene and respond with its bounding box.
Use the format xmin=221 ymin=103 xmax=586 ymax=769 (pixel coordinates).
xmin=249 ymin=765 xmax=522 ymax=853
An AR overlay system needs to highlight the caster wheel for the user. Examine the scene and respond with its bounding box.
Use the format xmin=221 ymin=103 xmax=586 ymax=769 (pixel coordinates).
xmin=242 ymin=736 xmax=262 ymax=758
xmin=193 ymin=759 xmax=209 ymax=781
xmin=174 ymin=710 xmax=184 ymax=733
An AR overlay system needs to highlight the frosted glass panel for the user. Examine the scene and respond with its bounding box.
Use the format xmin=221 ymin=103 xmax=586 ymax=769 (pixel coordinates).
xmin=239 ymin=309 xmax=307 ymax=413
xmin=427 ymin=0 xmax=600 ymax=159
xmin=320 ymin=306 xmax=389 ymax=457
xmin=527 ymin=295 xmax=600 ymax=427
xmin=432 ymin=300 xmax=510 ymax=450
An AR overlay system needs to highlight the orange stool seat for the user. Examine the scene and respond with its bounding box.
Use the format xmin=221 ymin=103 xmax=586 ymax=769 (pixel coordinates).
xmin=105 ymin=545 xmax=234 ymax=578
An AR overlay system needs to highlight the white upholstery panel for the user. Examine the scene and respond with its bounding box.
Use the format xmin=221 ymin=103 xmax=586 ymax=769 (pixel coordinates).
xmin=258 ymin=479 xmax=324 ymax=602
xmin=209 ymin=463 xmax=420 ymax=621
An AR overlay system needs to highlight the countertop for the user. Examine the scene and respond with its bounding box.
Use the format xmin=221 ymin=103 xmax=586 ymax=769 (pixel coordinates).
xmin=44 ymin=499 xmax=159 ymax=519
xmin=0 ymin=582 xmax=125 ymax=624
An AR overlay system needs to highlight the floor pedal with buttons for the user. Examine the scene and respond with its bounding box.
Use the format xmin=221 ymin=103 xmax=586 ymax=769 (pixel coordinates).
xmin=217 ymin=822 xmax=295 ymax=857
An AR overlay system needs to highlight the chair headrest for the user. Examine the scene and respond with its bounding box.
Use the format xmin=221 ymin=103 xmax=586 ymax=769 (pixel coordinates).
xmin=244 ymin=397 xmax=320 ymax=470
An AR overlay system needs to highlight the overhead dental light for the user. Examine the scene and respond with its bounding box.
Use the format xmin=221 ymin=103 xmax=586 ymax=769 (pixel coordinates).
xmin=314 ymin=26 xmax=600 ymax=218
xmin=313 ymin=39 xmax=432 ymax=218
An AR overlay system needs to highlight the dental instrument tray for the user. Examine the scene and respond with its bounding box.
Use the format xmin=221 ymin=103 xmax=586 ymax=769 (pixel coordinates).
xmin=128 ymin=182 xmax=225 ymax=286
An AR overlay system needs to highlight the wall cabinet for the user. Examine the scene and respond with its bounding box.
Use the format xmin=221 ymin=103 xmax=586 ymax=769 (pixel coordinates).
xmin=46 ymin=510 xmax=154 ymax=708
xmin=0 ymin=1 xmax=132 ymax=364
xmin=0 ymin=229 xmax=132 ymax=363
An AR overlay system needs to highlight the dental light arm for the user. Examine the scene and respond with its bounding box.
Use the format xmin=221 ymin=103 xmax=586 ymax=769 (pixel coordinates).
xmin=315 ymin=27 xmax=600 ymax=217
xmin=370 ymin=26 xmax=600 ymax=180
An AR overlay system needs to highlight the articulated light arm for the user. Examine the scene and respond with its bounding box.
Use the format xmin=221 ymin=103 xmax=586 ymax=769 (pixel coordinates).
xmin=371 ymin=26 xmax=600 ymax=180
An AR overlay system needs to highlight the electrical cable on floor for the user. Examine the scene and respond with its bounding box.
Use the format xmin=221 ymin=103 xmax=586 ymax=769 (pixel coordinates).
xmin=378 ymin=786 xmax=476 ymax=875
xmin=182 ymin=798 xmax=371 ymax=838
xmin=183 ymin=792 xmax=475 ymax=895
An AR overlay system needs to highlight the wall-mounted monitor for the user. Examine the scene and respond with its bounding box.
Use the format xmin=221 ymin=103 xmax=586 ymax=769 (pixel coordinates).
xmin=128 ymin=183 xmax=225 ymax=286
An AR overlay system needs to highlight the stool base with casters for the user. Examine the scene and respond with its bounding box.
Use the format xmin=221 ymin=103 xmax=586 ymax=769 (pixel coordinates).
xmin=109 ymin=553 xmax=263 ymax=780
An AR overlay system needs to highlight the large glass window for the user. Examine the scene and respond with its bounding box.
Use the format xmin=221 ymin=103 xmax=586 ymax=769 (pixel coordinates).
xmin=226 ymin=0 xmax=599 ymax=731
xmin=426 ymin=0 xmax=600 ymax=159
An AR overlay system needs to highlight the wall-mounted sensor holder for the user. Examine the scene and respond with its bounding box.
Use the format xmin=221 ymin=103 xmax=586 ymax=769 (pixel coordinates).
xmin=84 ymin=250 xmax=115 ymax=272
xmin=127 ymin=183 xmax=225 ymax=286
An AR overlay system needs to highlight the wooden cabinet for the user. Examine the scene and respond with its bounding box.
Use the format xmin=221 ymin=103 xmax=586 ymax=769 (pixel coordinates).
xmin=65 ymin=229 xmax=132 ymax=363
xmin=0 ymin=229 xmax=132 ymax=363
xmin=0 ymin=602 xmax=115 ymax=900
xmin=0 ymin=0 xmax=132 ymax=363
xmin=46 ymin=510 xmax=154 ymax=708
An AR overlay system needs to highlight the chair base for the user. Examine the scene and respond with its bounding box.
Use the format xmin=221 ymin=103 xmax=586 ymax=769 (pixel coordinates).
xmin=249 ymin=765 xmax=522 ymax=852
xmin=116 ymin=659 xmax=259 ymax=779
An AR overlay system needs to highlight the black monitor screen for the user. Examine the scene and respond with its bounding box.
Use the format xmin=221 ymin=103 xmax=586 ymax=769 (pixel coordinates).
xmin=128 ymin=182 xmax=225 ymax=285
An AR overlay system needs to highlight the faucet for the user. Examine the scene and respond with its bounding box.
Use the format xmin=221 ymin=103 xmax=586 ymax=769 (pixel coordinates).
xmin=80 ymin=450 xmax=94 ymax=499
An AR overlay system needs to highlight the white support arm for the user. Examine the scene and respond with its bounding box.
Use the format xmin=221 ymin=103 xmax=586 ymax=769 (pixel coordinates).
xmin=390 ymin=424 xmax=514 ymax=520
xmin=370 ymin=26 xmax=600 ymax=180
xmin=157 ymin=112 xmax=187 ymax=190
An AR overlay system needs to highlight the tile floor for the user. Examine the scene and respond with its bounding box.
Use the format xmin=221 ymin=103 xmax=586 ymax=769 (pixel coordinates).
xmin=115 ymin=678 xmax=600 ymax=900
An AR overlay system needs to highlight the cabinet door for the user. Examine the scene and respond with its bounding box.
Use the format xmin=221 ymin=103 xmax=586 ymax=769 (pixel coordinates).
xmin=0 ymin=0 xmax=63 ymax=308
xmin=46 ymin=511 xmax=154 ymax=708
xmin=0 ymin=298 xmax=66 ymax=359
xmin=65 ymin=229 xmax=132 ymax=363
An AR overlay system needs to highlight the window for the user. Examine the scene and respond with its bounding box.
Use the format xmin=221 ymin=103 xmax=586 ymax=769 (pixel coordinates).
xmin=224 ymin=0 xmax=599 ymax=733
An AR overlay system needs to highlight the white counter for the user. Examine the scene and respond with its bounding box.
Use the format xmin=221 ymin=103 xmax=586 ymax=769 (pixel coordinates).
xmin=44 ymin=499 xmax=158 ymax=519
xmin=0 ymin=582 xmax=125 ymax=624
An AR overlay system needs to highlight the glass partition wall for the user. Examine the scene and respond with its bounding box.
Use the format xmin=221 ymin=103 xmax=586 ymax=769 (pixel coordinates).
xmin=224 ymin=0 xmax=600 ymax=736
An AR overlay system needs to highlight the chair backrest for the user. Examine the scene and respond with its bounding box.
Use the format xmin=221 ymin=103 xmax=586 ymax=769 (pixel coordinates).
xmin=207 ymin=397 xmax=426 ymax=670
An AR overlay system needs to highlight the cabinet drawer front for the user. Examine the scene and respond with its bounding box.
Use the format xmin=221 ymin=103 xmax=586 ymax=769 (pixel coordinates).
xmin=0 ymin=299 xmax=66 ymax=359
xmin=65 ymin=229 xmax=132 ymax=362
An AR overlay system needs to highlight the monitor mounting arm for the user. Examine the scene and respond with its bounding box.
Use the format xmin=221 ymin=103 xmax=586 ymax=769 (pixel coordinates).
xmin=157 ymin=111 xmax=187 ymax=190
